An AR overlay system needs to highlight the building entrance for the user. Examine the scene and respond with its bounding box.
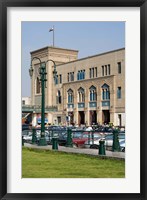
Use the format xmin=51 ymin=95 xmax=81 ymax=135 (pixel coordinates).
xmin=57 ymin=116 xmax=61 ymax=125
xmin=118 ymin=114 xmax=122 ymax=127
xmin=90 ymin=111 xmax=97 ymax=125
xmin=78 ymin=111 xmax=85 ymax=125
xmin=68 ymin=112 xmax=74 ymax=125
xmin=102 ymin=110 xmax=110 ymax=124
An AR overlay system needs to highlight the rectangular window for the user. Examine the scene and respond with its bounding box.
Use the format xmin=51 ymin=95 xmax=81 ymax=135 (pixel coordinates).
xmin=118 ymin=62 xmax=121 ymax=74
xmin=68 ymin=72 xmax=74 ymax=82
xmin=117 ymin=87 xmax=121 ymax=99
xmin=108 ymin=64 xmax=110 ymax=75
xmin=102 ymin=66 xmax=104 ymax=76
xmin=55 ymin=75 xmax=58 ymax=84
xmin=118 ymin=114 xmax=122 ymax=126
xmin=95 ymin=67 xmax=97 ymax=77
xmin=92 ymin=68 xmax=94 ymax=78
xmin=36 ymin=77 xmax=41 ymax=94
xmin=89 ymin=68 xmax=91 ymax=78
xmin=77 ymin=70 xmax=85 ymax=80
xmin=105 ymin=65 xmax=107 ymax=76
xmin=59 ymin=74 xmax=62 ymax=83
xmin=77 ymin=71 xmax=79 ymax=80
xmin=72 ymin=72 xmax=74 ymax=81
xmin=83 ymin=70 xmax=85 ymax=79
xmin=22 ymin=100 xmax=25 ymax=105
xmin=80 ymin=70 xmax=82 ymax=80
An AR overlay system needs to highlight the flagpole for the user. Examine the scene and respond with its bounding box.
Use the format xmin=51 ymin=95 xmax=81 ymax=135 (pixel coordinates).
xmin=53 ymin=25 xmax=54 ymax=47
xmin=49 ymin=26 xmax=55 ymax=47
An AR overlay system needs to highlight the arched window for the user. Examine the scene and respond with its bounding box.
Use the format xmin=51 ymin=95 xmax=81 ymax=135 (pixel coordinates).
xmin=67 ymin=89 xmax=74 ymax=103
xmin=56 ymin=90 xmax=61 ymax=104
xmin=101 ymin=83 xmax=110 ymax=100
xmin=89 ymin=86 xmax=97 ymax=101
xmin=36 ymin=77 xmax=41 ymax=94
xmin=78 ymin=87 xmax=85 ymax=102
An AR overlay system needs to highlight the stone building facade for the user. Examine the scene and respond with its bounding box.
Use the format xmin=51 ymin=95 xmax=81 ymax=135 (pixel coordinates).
xmin=30 ymin=46 xmax=125 ymax=127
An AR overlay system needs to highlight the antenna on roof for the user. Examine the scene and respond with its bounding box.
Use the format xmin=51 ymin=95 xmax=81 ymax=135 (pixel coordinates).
xmin=49 ymin=25 xmax=54 ymax=47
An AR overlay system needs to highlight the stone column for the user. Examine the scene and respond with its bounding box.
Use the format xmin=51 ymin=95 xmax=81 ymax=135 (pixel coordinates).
xmin=84 ymin=109 xmax=88 ymax=127
xmin=98 ymin=110 xmax=103 ymax=125
xmin=110 ymin=109 xmax=114 ymax=125
xmin=96 ymin=110 xmax=99 ymax=124
xmin=74 ymin=110 xmax=78 ymax=126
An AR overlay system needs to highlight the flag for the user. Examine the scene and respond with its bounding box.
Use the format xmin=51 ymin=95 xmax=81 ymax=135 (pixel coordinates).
xmin=49 ymin=27 xmax=54 ymax=32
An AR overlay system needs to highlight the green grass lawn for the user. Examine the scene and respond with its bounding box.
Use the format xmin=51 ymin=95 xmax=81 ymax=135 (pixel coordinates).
xmin=22 ymin=147 xmax=125 ymax=178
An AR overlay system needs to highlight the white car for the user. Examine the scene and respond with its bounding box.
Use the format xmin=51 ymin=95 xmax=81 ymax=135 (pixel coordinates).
xmin=84 ymin=133 xmax=125 ymax=149
xmin=119 ymin=140 xmax=125 ymax=152
xmin=105 ymin=133 xmax=125 ymax=147
xmin=84 ymin=133 xmax=105 ymax=149
xmin=22 ymin=130 xmax=32 ymax=137
xmin=23 ymin=132 xmax=32 ymax=143
xmin=23 ymin=130 xmax=51 ymax=144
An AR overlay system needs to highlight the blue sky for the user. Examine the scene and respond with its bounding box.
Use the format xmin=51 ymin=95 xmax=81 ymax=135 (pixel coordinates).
xmin=22 ymin=21 xmax=125 ymax=97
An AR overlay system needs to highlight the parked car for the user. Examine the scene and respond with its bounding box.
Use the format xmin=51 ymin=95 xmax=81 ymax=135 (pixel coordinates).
xmin=57 ymin=132 xmax=67 ymax=146
xmin=119 ymin=140 xmax=125 ymax=152
xmin=72 ymin=136 xmax=87 ymax=148
xmin=84 ymin=133 xmax=125 ymax=149
xmin=36 ymin=130 xmax=52 ymax=144
xmin=84 ymin=134 xmax=105 ymax=149
xmin=22 ymin=129 xmax=52 ymax=144
xmin=72 ymin=132 xmax=104 ymax=148
xmin=22 ymin=129 xmax=32 ymax=137
xmin=104 ymin=133 xmax=125 ymax=147
xmin=22 ymin=124 xmax=32 ymax=131
xmin=95 ymin=126 xmax=113 ymax=134
xmin=23 ymin=131 xmax=33 ymax=143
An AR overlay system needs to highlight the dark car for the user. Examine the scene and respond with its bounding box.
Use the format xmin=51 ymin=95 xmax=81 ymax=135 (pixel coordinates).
xmin=57 ymin=132 xmax=67 ymax=146
xmin=22 ymin=124 xmax=32 ymax=131
xmin=36 ymin=130 xmax=52 ymax=145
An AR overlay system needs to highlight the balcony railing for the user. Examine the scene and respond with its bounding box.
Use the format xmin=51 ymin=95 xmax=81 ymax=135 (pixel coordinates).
xmin=67 ymin=104 xmax=74 ymax=108
xmin=102 ymin=101 xmax=110 ymax=107
xmin=22 ymin=105 xmax=58 ymax=112
xmin=78 ymin=103 xmax=85 ymax=108
xmin=89 ymin=102 xmax=97 ymax=108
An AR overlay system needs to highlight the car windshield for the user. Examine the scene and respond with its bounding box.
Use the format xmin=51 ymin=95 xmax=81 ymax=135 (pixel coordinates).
xmin=82 ymin=134 xmax=89 ymax=138
xmin=119 ymin=140 xmax=125 ymax=144
xmin=28 ymin=132 xmax=32 ymax=136
xmin=118 ymin=134 xmax=125 ymax=139
xmin=105 ymin=134 xmax=113 ymax=139
xmin=58 ymin=132 xmax=67 ymax=137
xmin=22 ymin=130 xmax=32 ymax=136
xmin=72 ymin=132 xmax=83 ymax=138
xmin=93 ymin=132 xmax=103 ymax=137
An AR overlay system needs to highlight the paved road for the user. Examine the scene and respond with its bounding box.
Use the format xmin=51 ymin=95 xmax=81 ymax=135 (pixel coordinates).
xmin=24 ymin=143 xmax=125 ymax=160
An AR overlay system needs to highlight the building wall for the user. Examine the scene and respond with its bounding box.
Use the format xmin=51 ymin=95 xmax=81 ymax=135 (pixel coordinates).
xmin=30 ymin=46 xmax=125 ymax=126
xmin=53 ymin=48 xmax=125 ymax=126
xmin=22 ymin=97 xmax=31 ymax=105
xmin=30 ymin=46 xmax=78 ymax=125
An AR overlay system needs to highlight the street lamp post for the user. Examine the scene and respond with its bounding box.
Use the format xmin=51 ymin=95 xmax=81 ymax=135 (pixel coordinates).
xmin=29 ymin=57 xmax=57 ymax=146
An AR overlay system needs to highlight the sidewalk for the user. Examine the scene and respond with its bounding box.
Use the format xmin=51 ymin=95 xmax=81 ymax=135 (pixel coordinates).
xmin=24 ymin=143 xmax=125 ymax=160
